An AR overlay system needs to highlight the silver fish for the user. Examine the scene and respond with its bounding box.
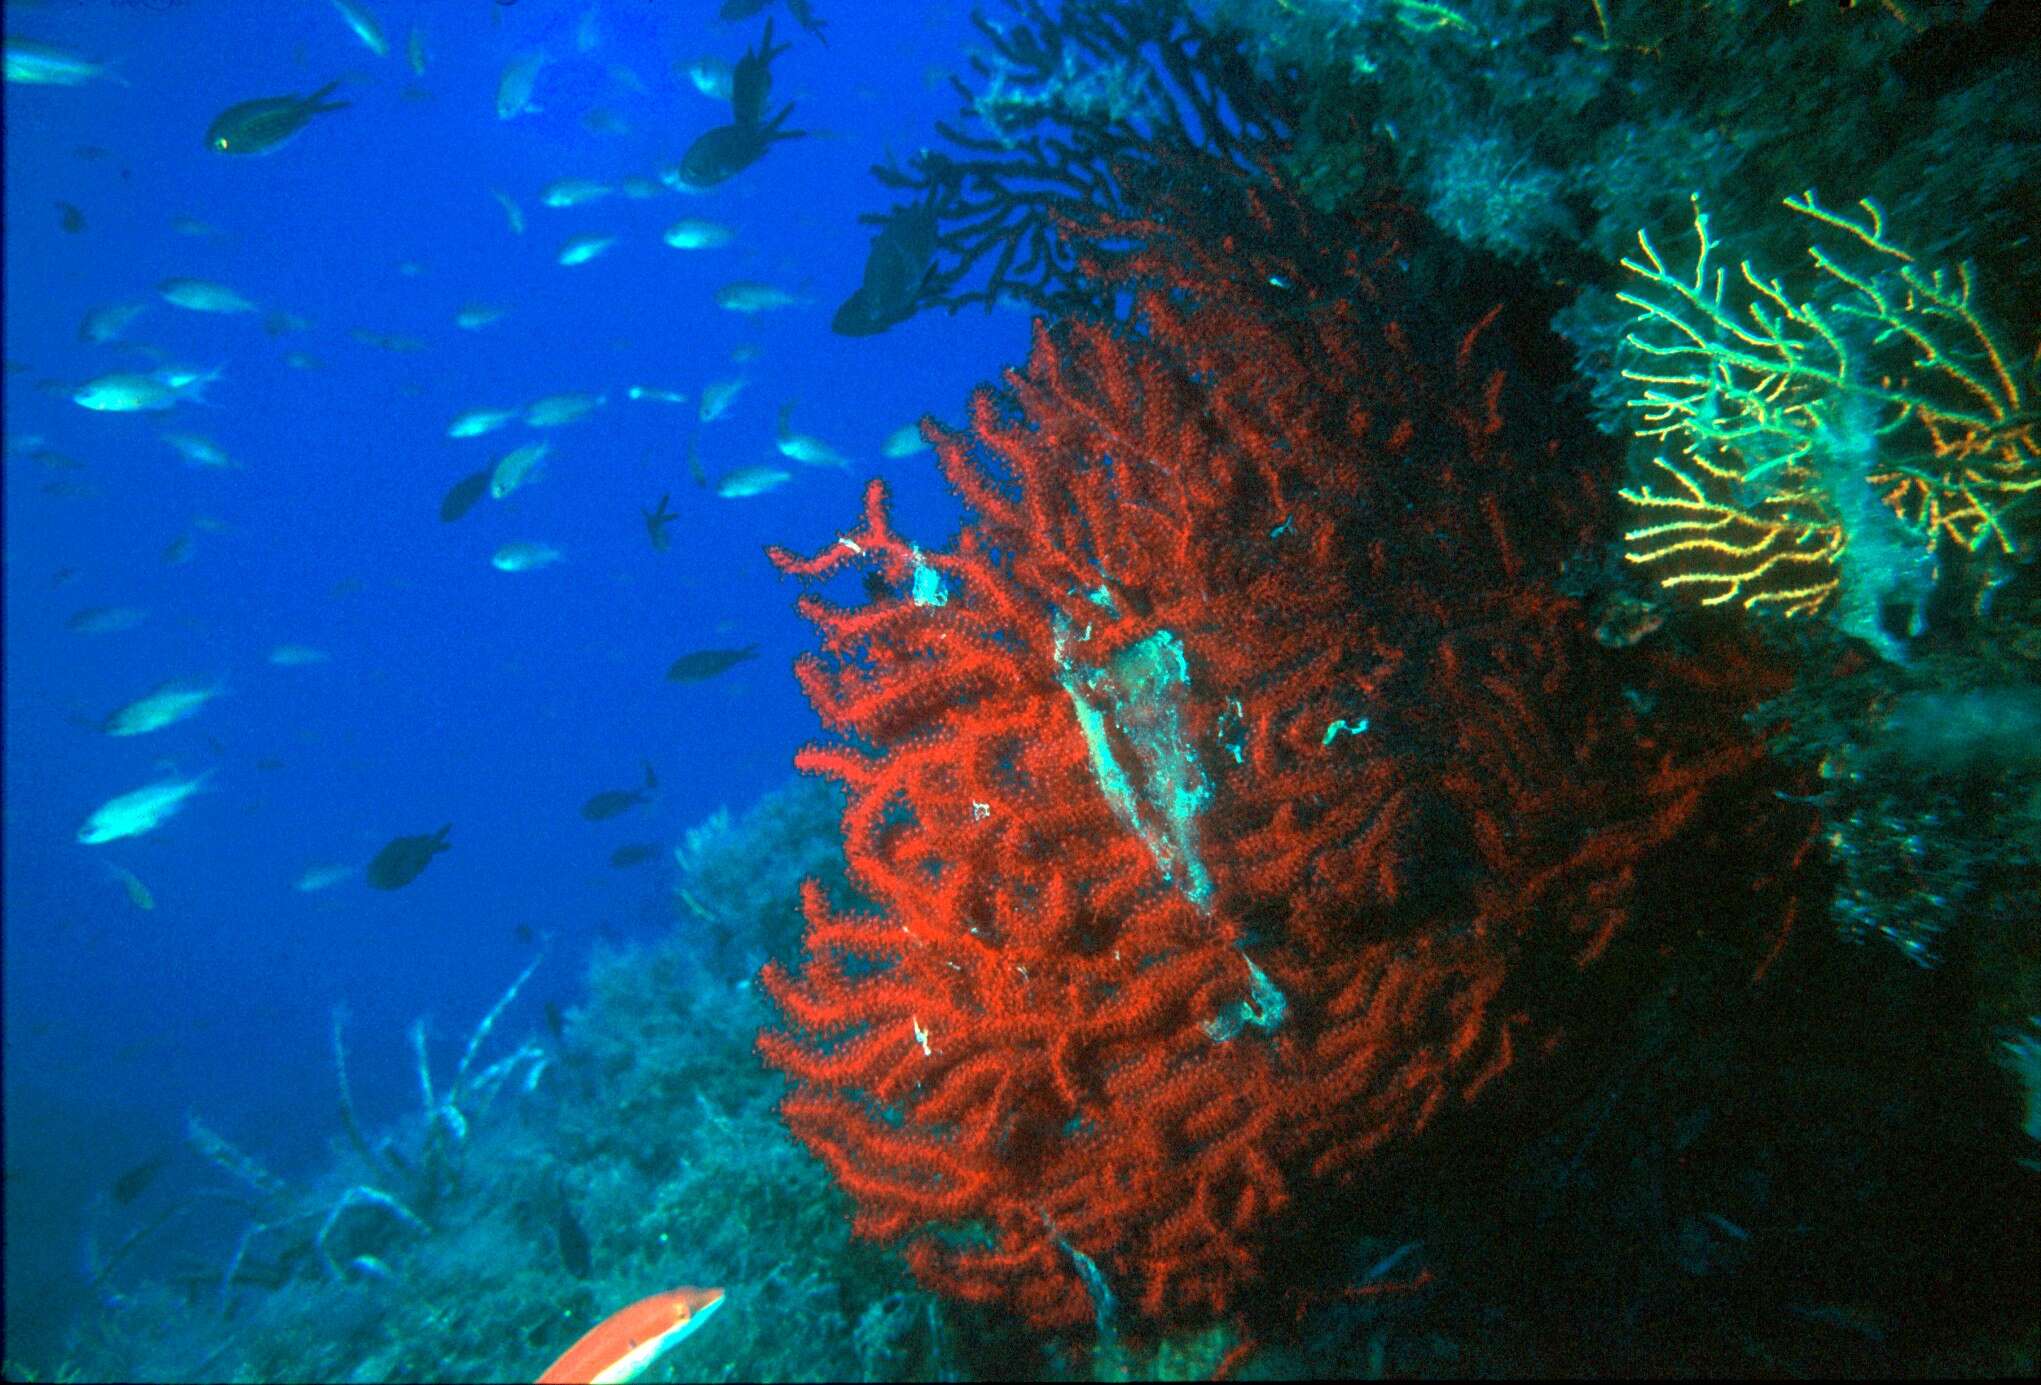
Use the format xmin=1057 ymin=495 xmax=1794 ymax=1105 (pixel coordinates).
xmin=77 ymin=771 xmax=212 ymax=845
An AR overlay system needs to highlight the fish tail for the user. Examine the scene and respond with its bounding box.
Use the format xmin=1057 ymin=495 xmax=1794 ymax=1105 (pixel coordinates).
xmin=306 ymin=80 xmax=351 ymax=113
xmin=179 ymin=365 xmax=228 ymax=407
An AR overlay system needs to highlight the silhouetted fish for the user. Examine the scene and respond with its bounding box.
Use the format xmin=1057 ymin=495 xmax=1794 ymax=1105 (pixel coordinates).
xmin=365 ymin=824 xmax=450 ymax=889
xmin=666 ymin=644 xmax=759 ymax=683
xmin=833 ymin=199 xmax=937 ymax=336
xmin=728 ymin=14 xmax=790 ymax=123
xmin=581 ymin=763 xmax=656 ymax=820
xmin=677 ymin=22 xmax=804 ymax=187
xmin=677 ymin=114 xmax=803 ymax=187
xmin=554 ymin=1178 xmax=592 ymax=1279
xmin=720 ymin=0 xmax=827 ymax=45
xmin=207 ymin=81 xmax=349 ymax=155
xmin=66 ymin=605 xmax=149 ymax=634
xmin=642 ymin=493 xmax=677 ymax=551
xmin=609 ymin=842 xmax=661 ymax=868
xmin=113 ymin=1151 xmax=171 ymax=1206
xmin=439 ymin=469 xmax=491 ymax=522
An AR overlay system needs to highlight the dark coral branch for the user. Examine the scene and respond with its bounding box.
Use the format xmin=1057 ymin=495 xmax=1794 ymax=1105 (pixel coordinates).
xmin=853 ymin=0 xmax=1299 ymax=325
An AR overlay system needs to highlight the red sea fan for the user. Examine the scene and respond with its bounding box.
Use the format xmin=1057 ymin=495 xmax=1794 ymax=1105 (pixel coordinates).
xmin=759 ymin=154 xmax=1801 ymax=1335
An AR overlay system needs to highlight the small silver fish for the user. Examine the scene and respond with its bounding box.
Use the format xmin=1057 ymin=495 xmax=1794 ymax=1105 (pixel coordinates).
xmin=448 ymin=406 xmax=519 ymax=439
xmin=541 ymin=178 xmax=612 ymax=208
xmin=102 ymin=678 xmax=226 ymax=737
xmin=557 ymin=234 xmax=618 ymax=267
xmin=491 ymin=189 xmax=526 ymax=235
xmin=698 ymin=377 xmax=748 ymax=423
xmin=161 ymin=433 xmax=236 ymax=468
xmin=776 ymin=404 xmax=851 ymax=468
xmin=6 ymin=37 xmax=124 ymax=87
xmin=882 ymin=423 xmax=932 ymax=459
xmin=106 ymin=861 xmax=156 ymax=910
xmin=158 ymin=277 xmax=258 ymax=313
xmin=525 ymin=392 xmax=605 ymax=427
xmin=74 ymin=369 xmax=219 ymax=413
xmin=329 ymin=0 xmax=390 ymax=57
xmin=683 ymin=56 xmax=733 ymax=101
xmin=663 ymin=219 xmax=733 ymax=250
xmin=714 ymin=281 xmax=809 ymax=313
xmin=497 ymin=48 xmax=550 ymax=120
xmin=489 ymin=440 xmax=550 ymax=499
xmin=491 ymin=541 xmax=565 ymax=572
xmin=77 ymin=771 xmax=212 ymax=845
xmin=294 ymin=862 xmax=357 ymax=892
xmin=715 ymin=465 xmax=791 ymax=498
xmin=78 ymin=300 xmax=149 ymax=344
xmin=456 ymin=303 xmax=508 ymax=331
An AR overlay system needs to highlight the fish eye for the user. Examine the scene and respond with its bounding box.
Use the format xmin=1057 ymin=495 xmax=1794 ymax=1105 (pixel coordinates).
xmin=212 ymin=137 xmax=229 ymax=150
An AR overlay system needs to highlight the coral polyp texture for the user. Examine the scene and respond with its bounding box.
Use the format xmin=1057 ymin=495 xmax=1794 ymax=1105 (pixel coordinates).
xmin=760 ymin=156 xmax=1804 ymax=1336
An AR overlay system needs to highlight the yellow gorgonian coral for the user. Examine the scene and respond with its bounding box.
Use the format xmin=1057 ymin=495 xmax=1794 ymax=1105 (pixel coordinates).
xmin=1615 ymin=191 xmax=2038 ymax=642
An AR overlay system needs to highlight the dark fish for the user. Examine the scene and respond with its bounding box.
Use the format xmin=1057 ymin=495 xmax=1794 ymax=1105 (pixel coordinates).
xmin=833 ymin=198 xmax=937 ymax=336
xmin=608 ymin=842 xmax=661 ymax=868
xmin=680 ymin=22 xmax=803 ymax=186
xmin=514 ymin=922 xmax=536 ymax=945
xmin=438 ymin=469 xmax=491 ymax=522
xmin=364 ymin=824 xmax=451 ymax=890
xmin=729 ymin=16 xmax=791 ymax=125
xmin=720 ymin=0 xmax=827 ymax=45
xmin=686 ymin=429 xmax=709 ymax=490
xmin=543 ymin=999 xmax=565 ymax=1041
xmin=207 ymin=81 xmax=350 ymax=155
xmin=66 ymin=605 xmax=148 ymax=634
xmin=786 ymin=0 xmax=828 ymax=43
xmin=113 ymin=1152 xmax=171 ymax=1206
xmin=56 ymin=201 xmax=87 ymax=233
xmin=666 ymin=643 xmax=760 ymax=683
xmin=642 ymin=493 xmax=677 ymax=551
xmin=677 ymin=111 xmax=803 ymax=188
xmin=554 ymin=1181 xmax=591 ymax=1279
xmin=581 ymin=762 xmax=656 ymax=820
xmin=349 ymin=328 xmax=426 ymax=353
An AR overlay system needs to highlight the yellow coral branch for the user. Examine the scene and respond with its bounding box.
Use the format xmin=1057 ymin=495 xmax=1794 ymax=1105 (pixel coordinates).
xmin=1615 ymin=190 xmax=2039 ymax=624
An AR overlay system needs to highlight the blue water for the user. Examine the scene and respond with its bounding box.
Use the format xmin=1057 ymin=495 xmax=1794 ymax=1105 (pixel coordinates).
xmin=4 ymin=0 xmax=1023 ymax=1358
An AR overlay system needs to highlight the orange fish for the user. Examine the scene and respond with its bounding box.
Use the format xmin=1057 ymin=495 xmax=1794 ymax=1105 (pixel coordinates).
xmin=535 ymin=1286 xmax=725 ymax=1384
